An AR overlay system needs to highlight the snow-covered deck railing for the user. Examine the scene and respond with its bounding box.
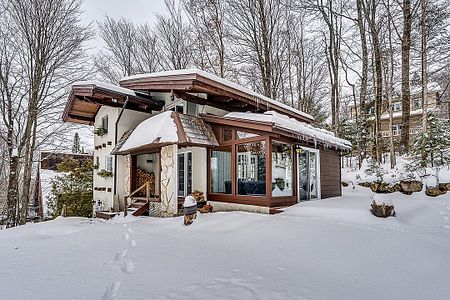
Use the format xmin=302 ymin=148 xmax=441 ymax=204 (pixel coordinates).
xmin=112 ymin=111 xmax=218 ymax=155
xmin=223 ymin=111 xmax=352 ymax=151
xmin=119 ymin=68 xmax=314 ymax=123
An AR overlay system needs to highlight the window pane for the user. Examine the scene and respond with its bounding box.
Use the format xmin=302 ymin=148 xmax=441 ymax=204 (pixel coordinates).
xmin=223 ymin=128 xmax=233 ymax=141
xmin=210 ymin=147 xmax=232 ymax=194
xmin=236 ymin=131 xmax=259 ymax=139
xmin=271 ymin=142 xmax=293 ymax=197
xmin=178 ymin=154 xmax=185 ymax=195
xmin=237 ymin=141 xmax=266 ymax=196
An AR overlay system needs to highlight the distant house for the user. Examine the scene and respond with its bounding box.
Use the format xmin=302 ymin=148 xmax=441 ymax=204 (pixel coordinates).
xmin=31 ymin=151 xmax=93 ymax=221
xmin=347 ymin=84 xmax=449 ymax=142
xmin=63 ymin=69 xmax=351 ymax=216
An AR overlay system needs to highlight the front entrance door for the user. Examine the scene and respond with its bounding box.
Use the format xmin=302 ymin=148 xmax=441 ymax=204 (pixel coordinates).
xmin=297 ymin=147 xmax=320 ymax=201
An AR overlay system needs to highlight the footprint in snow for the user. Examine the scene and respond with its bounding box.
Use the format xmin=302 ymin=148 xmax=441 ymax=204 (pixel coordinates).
xmin=120 ymin=259 xmax=135 ymax=274
xmin=102 ymin=281 xmax=121 ymax=300
xmin=130 ymin=240 xmax=137 ymax=248
xmin=123 ymin=232 xmax=130 ymax=241
xmin=114 ymin=250 xmax=128 ymax=262
xmin=127 ymin=227 xmax=134 ymax=233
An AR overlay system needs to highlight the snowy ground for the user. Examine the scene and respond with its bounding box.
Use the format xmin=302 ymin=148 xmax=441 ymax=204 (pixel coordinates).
xmin=1 ymin=187 xmax=449 ymax=300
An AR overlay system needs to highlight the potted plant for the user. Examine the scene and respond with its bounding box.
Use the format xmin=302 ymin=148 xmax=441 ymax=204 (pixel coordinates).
xmin=97 ymin=169 xmax=113 ymax=178
xmin=94 ymin=126 xmax=108 ymax=136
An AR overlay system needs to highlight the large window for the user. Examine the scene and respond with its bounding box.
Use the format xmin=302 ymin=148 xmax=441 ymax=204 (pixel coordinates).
xmin=210 ymin=147 xmax=232 ymax=194
xmin=237 ymin=141 xmax=266 ymax=195
xmin=271 ymin=142 xmax=293 ymax=197
xmin=178 ymin=152 xmax=192 ymax=197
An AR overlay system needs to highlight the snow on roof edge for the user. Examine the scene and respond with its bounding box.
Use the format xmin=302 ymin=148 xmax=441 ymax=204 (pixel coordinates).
xmin=120 ymin=69 xmax=314 ymax=121
xmin=72 ymin=80 xmax=137 ymax=97
xmin=224 ymin=111 xmax=352 ymax=150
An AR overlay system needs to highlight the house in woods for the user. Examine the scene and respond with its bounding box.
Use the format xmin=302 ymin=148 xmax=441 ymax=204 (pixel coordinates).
xmin=347 ymin=83 xmax=449 ymax=144
xmin=31 ymin=151 xmax=93 ymax=221
xmin=62 ymin=69 xmax=351 ymax=217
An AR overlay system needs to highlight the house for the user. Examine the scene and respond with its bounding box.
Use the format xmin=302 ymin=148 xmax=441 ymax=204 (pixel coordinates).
xmin=347 ymin=84 xmax=449 ymax=141
xmin=32 ymin=151 xmax=93 ymax=221
xmin=62 ymin=69 xmax=351 ymax=216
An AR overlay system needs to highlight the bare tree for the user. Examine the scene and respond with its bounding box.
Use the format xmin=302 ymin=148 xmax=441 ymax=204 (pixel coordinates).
xmin=156 ymin=0 xmax=193 ymax=70
xmin=0 ymin=0 xmax=91 ymax=226
xmin=183 ymin=0 xmax=228 ymax=77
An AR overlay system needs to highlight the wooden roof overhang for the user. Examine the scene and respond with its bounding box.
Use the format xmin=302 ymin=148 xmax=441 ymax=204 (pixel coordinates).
xmin=119 ymin=71 xmax=313 ymax=124
xmin=63 ymin=83 xmax=165 ymax=125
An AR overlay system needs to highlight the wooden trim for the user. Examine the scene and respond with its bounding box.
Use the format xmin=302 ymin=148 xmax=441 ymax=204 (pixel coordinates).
xmin=266 ymin=136 xmax=272 ymax=199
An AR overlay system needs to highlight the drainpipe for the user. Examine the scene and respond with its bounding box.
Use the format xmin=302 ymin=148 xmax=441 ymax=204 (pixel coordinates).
xmin=114 ymin=96 xmax=130 ymax=196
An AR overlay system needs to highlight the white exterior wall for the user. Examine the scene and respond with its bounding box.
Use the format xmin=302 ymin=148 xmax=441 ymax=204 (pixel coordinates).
xmin=93 ymin=106 xmax=152 ymax=211
xmin=93 ymin=106 xmax=118 ymax=210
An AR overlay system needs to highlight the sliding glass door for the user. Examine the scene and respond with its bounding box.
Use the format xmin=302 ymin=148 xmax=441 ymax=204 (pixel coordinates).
xmin=297 ymin=147 xmax=320 ymax=201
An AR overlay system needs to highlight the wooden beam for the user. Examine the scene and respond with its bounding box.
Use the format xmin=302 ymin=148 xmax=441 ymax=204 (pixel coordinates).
xmin=173 ymin=91 xmax=248 ymax=112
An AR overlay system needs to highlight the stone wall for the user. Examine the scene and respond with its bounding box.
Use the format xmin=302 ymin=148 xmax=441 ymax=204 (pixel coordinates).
xmin=160 ymin=144 xmax=178 ymax=216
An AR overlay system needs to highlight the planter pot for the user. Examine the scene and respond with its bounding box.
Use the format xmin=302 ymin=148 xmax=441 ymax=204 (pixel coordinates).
xmin=183 ymin=204 xmax=197 ymax=215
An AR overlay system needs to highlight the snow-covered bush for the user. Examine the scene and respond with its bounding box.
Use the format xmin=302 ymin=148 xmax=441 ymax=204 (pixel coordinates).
xmin=364 ymin=159 xmax=385 ymax=182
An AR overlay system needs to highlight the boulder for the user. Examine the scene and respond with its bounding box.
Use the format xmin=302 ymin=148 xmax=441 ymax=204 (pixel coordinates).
xmin=438 ymin=182 xmax=450 ymax=191
xmin=399 ymin=180 xmax=423 ymax=195
xmin=369 ymin=182 xmax=401 ymax=193
xmin=370 ymin=195 xmax=395 ymax=218
xmin=425 ymin=186 xmax=447 ymax=197
xmin=359 ymin=182 xmax=371 ymax=188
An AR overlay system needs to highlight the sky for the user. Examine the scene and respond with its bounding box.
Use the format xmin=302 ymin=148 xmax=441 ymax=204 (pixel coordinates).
xmin=80 ymin=0 xmax=167 ymax=51
xmin=66 ymin=0 xmax=167 ymax=152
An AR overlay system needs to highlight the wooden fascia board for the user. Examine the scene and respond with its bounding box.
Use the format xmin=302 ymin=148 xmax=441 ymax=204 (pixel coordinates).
xmin=194 ymin=75 xmax=313 ymax=123
xmin=200 ymin=115 xmax=275 ymax=133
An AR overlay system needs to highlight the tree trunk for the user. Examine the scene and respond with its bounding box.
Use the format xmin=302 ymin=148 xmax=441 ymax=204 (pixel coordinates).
xmin=401 ymin=0 xmax=412 ymax=153
xmin=357 ymin=0 xmax=369 ymax=166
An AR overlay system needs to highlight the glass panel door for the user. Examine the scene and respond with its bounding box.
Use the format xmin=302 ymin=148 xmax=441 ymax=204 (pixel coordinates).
xmin=297 ymin=148 xmax=320 ymax=201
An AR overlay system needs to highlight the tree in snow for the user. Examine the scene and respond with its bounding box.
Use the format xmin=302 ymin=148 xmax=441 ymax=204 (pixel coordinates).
xmin=409 ymin=113 xmax=450 ymax=181
xmin=48 ymin=158 xmax=93 ymax=218
xmin=72 ymin=133 xmax=81 ymax=154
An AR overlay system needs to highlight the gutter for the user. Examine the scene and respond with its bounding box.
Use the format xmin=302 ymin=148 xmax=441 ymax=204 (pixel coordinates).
xmin=114 ymin=96 xmax=130 ymax=195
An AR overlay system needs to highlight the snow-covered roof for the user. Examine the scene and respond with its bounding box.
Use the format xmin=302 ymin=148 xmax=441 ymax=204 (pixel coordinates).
xmin=72 ymin=80 xmax=138 ymax=97
xmin=116 ymin=111 xmax=178 ymax=153
xmin=224 ymin=111 xmax=352 ymax=150
xmin=121 ymin=68 xmax=314 ymax=122
xmin=112 ymin=111 xmax=218 ymax=154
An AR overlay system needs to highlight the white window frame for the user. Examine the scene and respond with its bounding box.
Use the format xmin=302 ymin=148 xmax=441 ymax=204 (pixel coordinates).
xmin=178 ymin=152 xmax=192 ymax=197
xmin=392 ymin=102 xmax=402 ymax=112
xmin=105 ymin=156 xmax=113 ymax=173
xmin=392 ymin=124 xmax=402 ymax=136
